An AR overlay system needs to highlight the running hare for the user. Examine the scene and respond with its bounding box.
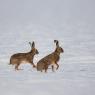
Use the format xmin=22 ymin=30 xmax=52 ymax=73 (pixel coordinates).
xmin=10 ymin=41 xmax=39 ymax=70
xmin=37 ymin=40 xmax=64 ymax=72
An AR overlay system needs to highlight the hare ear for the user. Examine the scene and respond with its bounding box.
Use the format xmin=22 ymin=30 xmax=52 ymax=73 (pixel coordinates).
xmin=29 ymin=41 xmax=35 ymax=48
xmin=32 ymin=41 xmax=35 ymax=48
xmin=54 ymin=40 xmax=59 ymax=47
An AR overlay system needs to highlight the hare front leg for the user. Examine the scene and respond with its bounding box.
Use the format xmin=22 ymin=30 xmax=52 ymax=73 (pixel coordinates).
xmin=30 ymin=61 xmax=36 ymax=68
xmin=55 ymin=62 xmax=59 ymax=70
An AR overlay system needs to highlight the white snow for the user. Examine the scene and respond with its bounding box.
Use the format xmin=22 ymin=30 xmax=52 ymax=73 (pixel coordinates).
xmin=0 ymin=0 xmax=95 ymax=95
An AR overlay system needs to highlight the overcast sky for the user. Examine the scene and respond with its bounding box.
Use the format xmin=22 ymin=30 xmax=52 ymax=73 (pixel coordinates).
xmin=0 ymin=0 xmax=95 ymax=26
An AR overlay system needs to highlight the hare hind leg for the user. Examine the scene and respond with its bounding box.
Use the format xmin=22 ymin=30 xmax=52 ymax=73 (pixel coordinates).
xmin=15 ymin=63 xmax=21 ymax=70
xmin=51 ymin=65 xmax=55 ymax=72
xmin=44 ymin=64 xmax=48 ymax=73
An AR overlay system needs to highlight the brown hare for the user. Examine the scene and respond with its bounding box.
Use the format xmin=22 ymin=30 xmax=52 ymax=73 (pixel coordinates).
xmin=37 ymin=40 xmax=64 ymax=72
xmin=10 ymin=41 xmax=39 ymax=70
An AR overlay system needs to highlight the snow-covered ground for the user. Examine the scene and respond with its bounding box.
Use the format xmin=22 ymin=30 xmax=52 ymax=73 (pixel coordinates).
xmin=0 ymin=0 xmax=95 ymax=95
xmin=0 ymin=62 xmax=95 ymax=95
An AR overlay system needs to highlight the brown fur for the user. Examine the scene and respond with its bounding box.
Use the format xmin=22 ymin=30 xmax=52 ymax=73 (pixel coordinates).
xmin=37 ymin=40 xmax=64 ymax=72
xmin=10 ymin=42 xmax=39 ymax=70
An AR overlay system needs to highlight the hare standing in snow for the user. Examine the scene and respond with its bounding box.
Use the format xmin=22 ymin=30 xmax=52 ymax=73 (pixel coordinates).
xmin=10 ymin=41 xmax=39 ymax=70
xmin=37 ymin=40 xmax=64 ymax=72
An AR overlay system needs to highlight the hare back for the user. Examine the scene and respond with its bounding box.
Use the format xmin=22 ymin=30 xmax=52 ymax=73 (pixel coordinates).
xmin=10 ymin=53 xmax=33 ymax=64
xmin=37 ymin=52 xmax=60 ymax=64
xmin=11 ymin=53 xmax=33 ymax=59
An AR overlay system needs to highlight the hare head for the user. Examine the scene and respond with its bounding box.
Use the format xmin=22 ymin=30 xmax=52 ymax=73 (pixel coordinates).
xmin=29 ymin=41 xmax=39 ymax=55
xmin=54 ymin=40 xmax=64 ymax=53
